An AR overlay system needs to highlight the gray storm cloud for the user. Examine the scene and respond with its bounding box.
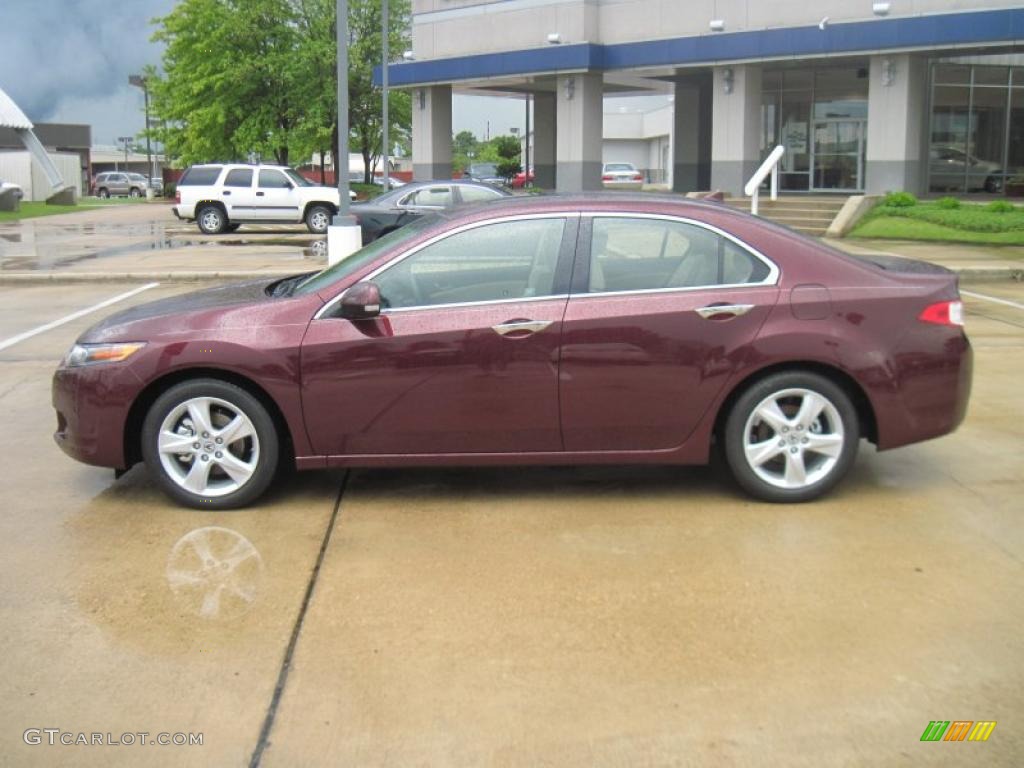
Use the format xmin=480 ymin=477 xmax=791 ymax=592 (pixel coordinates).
xmin=0 ymin=0 xmax=177 ymax=144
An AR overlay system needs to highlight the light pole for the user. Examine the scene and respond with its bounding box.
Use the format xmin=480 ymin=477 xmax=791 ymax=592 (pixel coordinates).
xmin=328 ymin=0 xmax=362 ymax=264
xmin=118 ymin=136 xmax=133 ymax=170
xmin=381 ymin=0 xmax=389 ymax=191
xmin=128 ymin=75 xmax=153 ymax=185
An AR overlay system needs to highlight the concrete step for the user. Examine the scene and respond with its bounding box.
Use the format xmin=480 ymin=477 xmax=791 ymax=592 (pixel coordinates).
xmin=758 ymin=215 xmax=836 ymax=228
xmin=725 ymin=199 xmax=846 ymax=214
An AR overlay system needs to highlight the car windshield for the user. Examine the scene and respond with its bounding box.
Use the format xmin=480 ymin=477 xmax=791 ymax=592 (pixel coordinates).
xmin=605 ymin=163 xmax=635 ymax=172
xmin=293 ymin=214 xmax=440 ymax=295
xmin=284 ymin=169 xmax=313 ymax=187
xmin=471 ymin=164 xmax=498 ymax=176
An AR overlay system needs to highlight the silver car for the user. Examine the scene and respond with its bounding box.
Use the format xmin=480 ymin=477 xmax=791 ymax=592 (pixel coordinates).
xmin=602 ymin=162 xmax=645 ymax=190
xmin=93 ymin=172 xmax=147 ymax=198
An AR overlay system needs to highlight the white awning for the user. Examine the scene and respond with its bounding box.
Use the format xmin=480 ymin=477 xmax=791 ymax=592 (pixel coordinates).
xmin=0 ymin=87 xmax=33 ymax=130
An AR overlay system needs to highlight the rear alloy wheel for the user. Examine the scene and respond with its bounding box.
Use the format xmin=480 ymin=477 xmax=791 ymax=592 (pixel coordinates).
xmin=724 ymin=372 xmax=859 ymax=503
xmin=130 ymin=187 xmax=142 ymax=198
xmin=197 ymin=205 xmax=227 ymax=234
xmin=141 ymin=379 xmax=279 ymax=509
xmin=98 ymin=188 xmax=110 ymax=199
xmin=305 ymin=205 xmax=332 ymax=234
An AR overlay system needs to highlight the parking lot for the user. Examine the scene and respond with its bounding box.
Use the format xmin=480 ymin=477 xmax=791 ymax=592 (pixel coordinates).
xmin=1 ymin=205 xmax=1022 ymax=766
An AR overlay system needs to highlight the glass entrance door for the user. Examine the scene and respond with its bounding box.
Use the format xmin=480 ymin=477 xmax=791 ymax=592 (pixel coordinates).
xmin=812 ymin=119 xmax=865 ymax=191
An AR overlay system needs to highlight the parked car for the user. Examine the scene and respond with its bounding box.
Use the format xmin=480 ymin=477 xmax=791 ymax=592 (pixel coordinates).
xmin=466 ymin=162 xmax=505 ymax=186
xmin=351 ymin=180 xmax=510 ymax=244
xmin=0 ymin=178 xmax=24 ymax=201
xmin=127 ymin=172 xmax=163 ymax=195
xmin=371 ymin=176 xmax=406 ymax=189
xmin=53 ymin=194 xmax=972 ymax=509
xmin=171 ymin=163 xmax=355 ymax=234
xmin=93 ymin=171 xmax=147 ymax=198
xmin=928 ymin=145 xmax=1003 ymax=192
xmin=511 ymin=168 xmax=535 ymax=189
xmin=602 ymin=162 xmax=645 ymax=190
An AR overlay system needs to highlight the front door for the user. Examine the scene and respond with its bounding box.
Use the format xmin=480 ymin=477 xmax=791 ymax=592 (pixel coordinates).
xmin=812 ymin=119 xmax=865 ymax=191
xmin=255 ymin=168 xmax=301 ymax=221
xmin=559 ymin=215 xmax=780 ymax=452
xmin=300 ymin=214 xmax=576 ymax=457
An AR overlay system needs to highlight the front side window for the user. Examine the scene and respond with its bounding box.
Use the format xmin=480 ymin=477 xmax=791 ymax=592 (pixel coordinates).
xmin=400 ymin=187 xmax=452 ymax=208
xmin=258 ymin=169 xmax=291 ymax=189
xmin=458 ymin=185 xmax=503 ymax=203
xmin=375 ymin=217 xmax=566 ymax=309
xmin=224 ymin=169 xmax=253 ymax=187
xmin=587 ymin=217 xmax=769 ymax=293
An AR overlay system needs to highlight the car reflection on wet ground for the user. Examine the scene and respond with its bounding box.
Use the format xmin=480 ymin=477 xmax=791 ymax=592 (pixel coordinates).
xmin=0 ymin=207 xmax=1022 ymax=766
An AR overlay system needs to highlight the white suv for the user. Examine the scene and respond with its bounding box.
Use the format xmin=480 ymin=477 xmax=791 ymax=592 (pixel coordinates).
xmin=172 ymin=164 xmax=355 ymax=234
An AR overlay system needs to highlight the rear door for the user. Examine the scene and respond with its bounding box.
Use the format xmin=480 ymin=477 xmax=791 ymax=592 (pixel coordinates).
xmin=559 ymin=214 xmax=780 ymax=451
xmin=220 ymin=168 xmax=256 ymax=219
xmin=255 ymin=168 xmax=302 ymax=221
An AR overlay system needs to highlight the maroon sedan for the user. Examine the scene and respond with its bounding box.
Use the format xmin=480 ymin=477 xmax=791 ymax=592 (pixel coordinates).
xmin=53 ymin=195 xmax=972 ymax=508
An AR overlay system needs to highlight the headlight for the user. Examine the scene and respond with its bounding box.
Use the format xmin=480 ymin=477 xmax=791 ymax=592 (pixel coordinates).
xmin=63 ymin=342 xmax=146 ymax=367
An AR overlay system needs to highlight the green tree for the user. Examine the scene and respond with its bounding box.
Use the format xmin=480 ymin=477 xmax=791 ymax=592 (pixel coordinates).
xmin=452 ymin=130 xmax=478 ymax=172
xmin=492 ymin=135 xmax=522 ymax=182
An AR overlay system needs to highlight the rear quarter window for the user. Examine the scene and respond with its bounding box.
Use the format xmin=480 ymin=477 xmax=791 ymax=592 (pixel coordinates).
xmin=178 ymin=166 xmax=224 ymax=186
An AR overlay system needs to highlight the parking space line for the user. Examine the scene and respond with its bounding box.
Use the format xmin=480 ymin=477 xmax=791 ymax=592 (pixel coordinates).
xmin=0 ymin=282 xmax=160 ymax=352
xmin=962 ymin=290 xmax=1024 ymax=311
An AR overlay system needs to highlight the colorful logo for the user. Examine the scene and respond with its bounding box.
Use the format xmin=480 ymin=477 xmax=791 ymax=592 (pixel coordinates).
xmin=921 ymin=721 xmax=997 ymax=742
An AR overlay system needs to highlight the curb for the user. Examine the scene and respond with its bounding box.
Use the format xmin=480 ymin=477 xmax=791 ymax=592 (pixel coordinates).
xmin=0 ymin=271 xmax=302 ymax=285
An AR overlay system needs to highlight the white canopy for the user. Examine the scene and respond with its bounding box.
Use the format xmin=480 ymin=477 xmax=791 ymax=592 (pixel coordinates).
xmin=0 ymin=87 xmax=33 ymax=130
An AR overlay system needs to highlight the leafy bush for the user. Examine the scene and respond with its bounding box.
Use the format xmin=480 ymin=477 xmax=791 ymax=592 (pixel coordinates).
xmin=935 ymin=196 xmax=961 ymax=209
xmin=866 ymin=200 xmax=1024 ymax=233
xmin=986 ymin=200 xmax=1015 ymax=213
xmin=163 ymin=182 xmax=176 ymax=199
xmin=883 ymin=191 xmax=917 ymax=207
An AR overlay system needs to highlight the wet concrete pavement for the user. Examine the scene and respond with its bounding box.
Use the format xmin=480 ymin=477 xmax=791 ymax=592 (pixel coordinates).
xmin=0 ymin=229 xmax=1021 ymax=765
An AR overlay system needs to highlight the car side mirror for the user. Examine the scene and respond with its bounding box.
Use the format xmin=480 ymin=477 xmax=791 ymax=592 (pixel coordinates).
xmin=338 ymin=282 xmax=382 ymax=320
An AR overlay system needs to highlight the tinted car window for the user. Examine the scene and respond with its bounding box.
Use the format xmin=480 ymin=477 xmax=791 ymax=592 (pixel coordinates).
xmin=258 ymin=169 xmax=291 ymax=188
xmin=604 ymin=163 xmax=635 ymax=172
xmin=375 ymin=217 xmax=565 ymax=309
xmin=401 ymin=187 xmax=452 ymax=207
xmin=224 ymin=168 xmax=253 ymax=187
xmin=179 ymin=166 xmax=223 ymax=186
xmin=458 ymin=185 xmax=502 ymax=203
xmin=587 ymin=217 xmax=767 ymax=293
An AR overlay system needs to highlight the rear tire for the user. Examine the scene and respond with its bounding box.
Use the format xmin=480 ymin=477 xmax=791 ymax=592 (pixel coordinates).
xmin=98 ymin=188 xmax=110 ymax=199
xmin=197 ymin=205 xmax=227 ymax=234
xmin=305 ymin=204 xmax=332 ymax=234
xmin=723 ymin=372 xmax=859 ymax=503
xmin=130 ymin=187 xmax=142 ymax=198
xmin=141 ymin=378 xmax=279 ymax=510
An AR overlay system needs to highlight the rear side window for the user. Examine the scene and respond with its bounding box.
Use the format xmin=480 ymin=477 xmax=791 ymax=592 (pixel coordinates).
xmin=401 ymin=187 xmax=452 ymax=207
xmin=587 ymin=217 xmax=769 ymax=293
xmin=224 ymin=169 xmax=253 ymax=187
xmin=179 ymin=166 xmax=223 ymax=186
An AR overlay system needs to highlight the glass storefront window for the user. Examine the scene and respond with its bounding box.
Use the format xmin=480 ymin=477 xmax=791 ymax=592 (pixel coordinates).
xmin=929 ymin=85 xmax=971 ymax=193
xmin=967 ymin=86 xmax=1007 ymax=192
xmin=934 ymin=65 xmax=971 ymax=85
xmin=974 ymin=66 xmax=1009 ymax=86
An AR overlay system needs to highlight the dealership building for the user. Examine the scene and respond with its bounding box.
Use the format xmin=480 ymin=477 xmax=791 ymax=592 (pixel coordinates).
xmin=386 ymin=1 xmax=1024 ymax=196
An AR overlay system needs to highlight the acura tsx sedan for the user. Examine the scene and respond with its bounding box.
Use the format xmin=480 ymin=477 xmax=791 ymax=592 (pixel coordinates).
xmin=53 ymin=195 xmax=972 ymax=509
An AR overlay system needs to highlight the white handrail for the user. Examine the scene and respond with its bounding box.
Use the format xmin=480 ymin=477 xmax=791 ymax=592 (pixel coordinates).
xmin=744 ymin=144 xmax=785 ymax=216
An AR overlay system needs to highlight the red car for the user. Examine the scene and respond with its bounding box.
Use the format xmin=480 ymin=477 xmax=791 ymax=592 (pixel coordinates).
xmin=511 ymin=169 xmax=535 ymax=189
xmin=53 ymin=195 xmax=972 ymax=509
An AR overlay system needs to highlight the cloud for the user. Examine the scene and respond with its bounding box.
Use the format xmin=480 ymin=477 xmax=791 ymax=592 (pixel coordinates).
xmin=0 ymin=0 xmax=177 ymax=144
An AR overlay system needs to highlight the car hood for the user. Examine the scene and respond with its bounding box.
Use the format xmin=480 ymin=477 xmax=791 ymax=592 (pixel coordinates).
xmin=78 ymin=278 xmax=283 ymax=343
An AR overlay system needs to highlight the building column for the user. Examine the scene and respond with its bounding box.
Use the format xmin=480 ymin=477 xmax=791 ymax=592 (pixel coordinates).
xmin=710 ymin=64 xmax=762 ymax=196
xmin=866 ymin=54 xmax=927 ymax=195
xmin=412 ymin=85 xmax=452 ymax=181
xmin=556 ymin=73 xmax=603 ymax=192
xmin=533 ymin=92 xmax=556 ymax=189
xmin=672 ymin=73 xmax=713 ymax=193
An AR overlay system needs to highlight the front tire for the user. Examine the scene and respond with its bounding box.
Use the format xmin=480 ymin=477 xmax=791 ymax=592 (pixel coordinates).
xmin=98 ymin=188 xmax=110 ymax=199
xmin=305 ymin=204 xmax=332 ymax=234
xmin=197 ymin=205 xmax=227 ymax=234
xmin=141 ymin=379 xmax=279 ymax=509
xmin=723 ymin=372 xmax=859 ymax=503
xmin=130 ymin=187 xmax=142 ymax=198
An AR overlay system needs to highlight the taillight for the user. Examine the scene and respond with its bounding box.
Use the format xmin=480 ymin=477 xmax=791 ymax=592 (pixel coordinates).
xmin=919 ymin=300 xmax=964 ymax=326
xmin=174 ymin=190 xmax=181 ymax=204
xmin=633 ymin=173 xmax=643 ymax=181
xmin=601 ymin=175 xmax=613 ymax=181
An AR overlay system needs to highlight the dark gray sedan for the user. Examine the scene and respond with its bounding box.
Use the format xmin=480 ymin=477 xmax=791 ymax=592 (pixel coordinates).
xmin=351 ymin=180 xmax=510 ymax=244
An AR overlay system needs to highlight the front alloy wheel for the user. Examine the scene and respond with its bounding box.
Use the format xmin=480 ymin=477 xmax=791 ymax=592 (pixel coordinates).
xmin=724 ymin=373 xmax=859 ymax=502
xmin=197 ymin=205 xmax=226 ymax=234
xmin=142 ymin=379 xmax=279 ymax=509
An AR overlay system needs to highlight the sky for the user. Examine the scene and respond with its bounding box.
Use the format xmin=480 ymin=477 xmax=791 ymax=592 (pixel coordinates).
xmin=1 ymin=0 xmax=178 ymax=146
xmin=0 ymin=1 xmax=668 ymax=149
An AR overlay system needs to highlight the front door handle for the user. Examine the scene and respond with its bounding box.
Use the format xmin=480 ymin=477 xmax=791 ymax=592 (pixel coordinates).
xmin=491 ymin=319 xmax=553 ymax=337
xmin=695 ymin=303 xmax=755 ymax=319
xmin=256 ymin=191 xmax=265 ymax=197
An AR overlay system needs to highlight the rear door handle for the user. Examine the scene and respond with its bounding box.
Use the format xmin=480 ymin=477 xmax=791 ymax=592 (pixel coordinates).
xmin=695 ymin=303 xmax=755 ymax=319
xmin=222 ymin=190 xmax=231 ymax=196
xmin=256 ymin=191 xmax=265 ymax=197
xmin=492 ymin=320 xmax=552 ymax=337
